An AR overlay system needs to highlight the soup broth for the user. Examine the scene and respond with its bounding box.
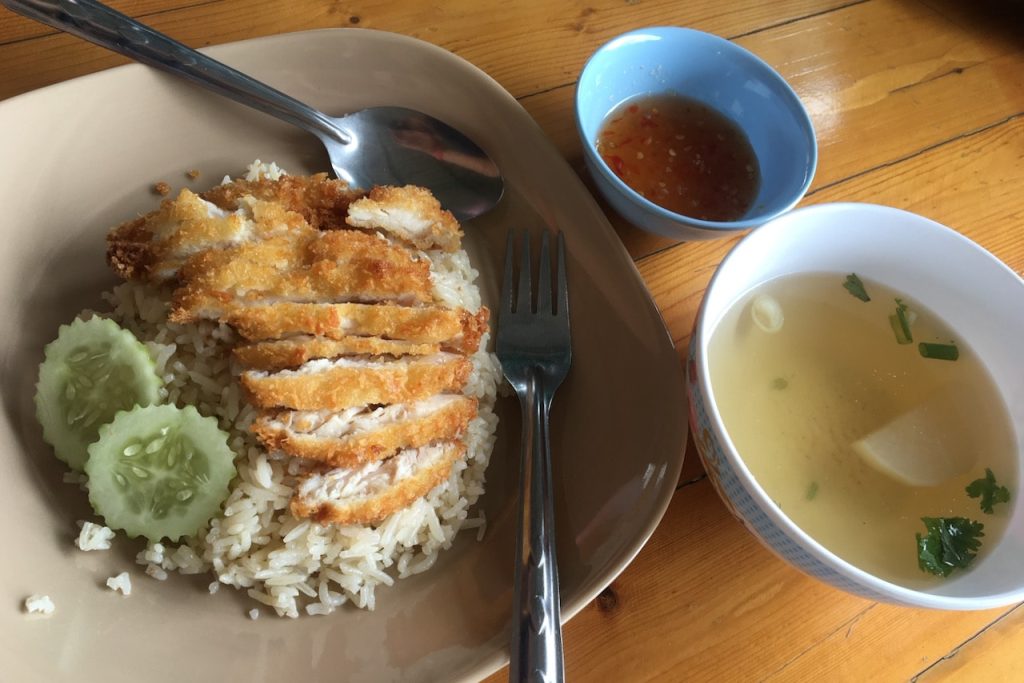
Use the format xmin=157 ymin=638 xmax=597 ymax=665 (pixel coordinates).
xmin=708 ymin=272 xmax=1016 ymax=587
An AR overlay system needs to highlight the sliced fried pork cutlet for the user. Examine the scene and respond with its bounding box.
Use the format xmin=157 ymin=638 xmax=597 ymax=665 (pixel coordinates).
xmin=107 ymin=188 xmax=317 ymax=282
xmin=290 ymin=441 xmax=466 ymax=525
xmin=253 ymin=395 xmax=477 ymax=467
xmin=242 ymin=353 xmax=473 ymax=411
xmin=234 ymin=335 xmax=439 ymax=371
xmin=226 ymin=302 xmax=488 ymax=353
xmin=345 ymin=185 xmax=463 ymax=252
xmin=201 ymin=173 xmax=361 ymax=231
xmin=169 ymin=229 xmax=434 ymax=322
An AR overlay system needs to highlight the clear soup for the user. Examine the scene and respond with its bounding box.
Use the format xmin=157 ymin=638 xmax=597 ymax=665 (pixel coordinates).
xmin=708 ymin=272 xmax=1016 ymax=587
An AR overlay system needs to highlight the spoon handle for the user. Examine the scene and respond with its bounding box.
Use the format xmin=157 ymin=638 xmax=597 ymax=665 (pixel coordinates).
xmin=2 ymin=0 xmax=350 ymax=144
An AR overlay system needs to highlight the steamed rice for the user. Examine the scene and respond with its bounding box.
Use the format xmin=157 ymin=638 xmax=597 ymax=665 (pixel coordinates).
xmin=93 ymin=167 xmax=500 ymax=618
xmin=75 ymin=521 xmax=115 ymax=551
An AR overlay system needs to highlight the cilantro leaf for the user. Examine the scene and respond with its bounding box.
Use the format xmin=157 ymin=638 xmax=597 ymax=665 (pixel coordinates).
xmin=842 ymin=273 xmax=871 ymax=302
xmin=917 ymin=517 xmax=984 ymax=577
xmin=916 ymin=530 xmax=947 ymax=577
xmin=966 ymin=468 xmax=1011 ymax=514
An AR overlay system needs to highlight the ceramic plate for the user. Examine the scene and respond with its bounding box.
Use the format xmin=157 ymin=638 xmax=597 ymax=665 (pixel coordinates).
xmin=0 ymin=28 xmax=687 ymax=682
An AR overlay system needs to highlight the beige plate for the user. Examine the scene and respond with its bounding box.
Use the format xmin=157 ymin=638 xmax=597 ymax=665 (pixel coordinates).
xmin=0 ymin=29 xmax=687 ymax=682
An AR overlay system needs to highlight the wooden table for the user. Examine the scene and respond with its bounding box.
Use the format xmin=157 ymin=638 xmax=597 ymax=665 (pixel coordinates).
xmin=4 ymin=1 xmax=1022 ymax=680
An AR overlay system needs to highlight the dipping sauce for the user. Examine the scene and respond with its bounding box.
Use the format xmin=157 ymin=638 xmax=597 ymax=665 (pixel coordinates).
xmin=596 ymin=94 xmax=760 ymax=222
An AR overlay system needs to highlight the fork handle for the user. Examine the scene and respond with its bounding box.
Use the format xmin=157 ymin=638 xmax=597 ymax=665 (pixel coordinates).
xmin=510 ymin=371 xmax=564 ymax=683
xmin=0 ymin=0 xmax=349 ymax=143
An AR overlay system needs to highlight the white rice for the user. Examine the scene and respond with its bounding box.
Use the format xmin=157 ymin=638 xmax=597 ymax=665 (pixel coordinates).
xmin=106 ymin=572 xmax=132 ymax=596
xmin=145 ymin=564 xmax=168 ymax=581
xmin=23 ymin=595 xmax=55 ymax=616
xmin=76 ymin=521 xmax=115 ymax=551
xmin=98 ymin=191 xmax=500 ymax=618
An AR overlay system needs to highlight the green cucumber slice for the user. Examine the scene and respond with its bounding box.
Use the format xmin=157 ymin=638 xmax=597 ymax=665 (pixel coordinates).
xmin=34 ymin=317 xmax=163 ymax=470
xmin=85 ymin=404 xmax=236 ymax=542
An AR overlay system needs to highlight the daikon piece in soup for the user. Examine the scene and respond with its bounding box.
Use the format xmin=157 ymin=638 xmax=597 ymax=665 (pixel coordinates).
xmin=708 ymin=272 xmax=1016 ymax=587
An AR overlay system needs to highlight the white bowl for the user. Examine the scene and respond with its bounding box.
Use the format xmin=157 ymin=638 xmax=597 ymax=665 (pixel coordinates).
xmin=686 ymin=202 xmax=1024 ymax=609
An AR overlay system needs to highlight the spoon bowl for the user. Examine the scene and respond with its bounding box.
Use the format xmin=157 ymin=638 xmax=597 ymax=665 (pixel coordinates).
xmin=3 ymin=0 xmax=504 ymax=221
xmin=329 ymin=106 xmax=503 ymax=220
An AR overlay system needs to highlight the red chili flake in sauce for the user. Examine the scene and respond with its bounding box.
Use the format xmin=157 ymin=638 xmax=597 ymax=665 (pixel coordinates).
xmin=596 ymin=94 xmax=760 ymax=222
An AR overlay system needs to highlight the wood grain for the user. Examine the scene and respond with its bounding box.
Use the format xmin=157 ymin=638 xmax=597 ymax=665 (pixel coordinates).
xmin=0 ymin=0 xmax=857 ymax=101
xmin=0 ymin=0 xmax=212 ymax=45
xmin=915 ymin=604 xmax=1024 ymax=682
xmin=4 ymin=0 xmax=1024 ymax=681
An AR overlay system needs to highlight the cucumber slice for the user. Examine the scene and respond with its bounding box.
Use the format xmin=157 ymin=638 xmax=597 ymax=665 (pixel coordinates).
xmin=35 ymin=317 xmax=163 ymax=470
xmin=85 ymin=404 xmax=236 ymax=542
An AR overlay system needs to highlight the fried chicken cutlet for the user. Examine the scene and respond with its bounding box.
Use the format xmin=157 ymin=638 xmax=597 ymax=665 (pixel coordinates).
xmin=106 ymin=172 xmax=491 ymax=528
xmin=290 ymin=442 xmax=466 ymax=525
xmin=345 ymin=185 xmax=463 ymax=252
xmin=241 ymin=353 xmax=473 ymax=411
xmin=226 ymin=302 xmax=488 ymax=354
xmin=253 ymin=395 xmax=477 ymax=467
xmin=233 ymin=335 xmax=440 ymax=371
xmin=108 ymin=177 xmax=351 ymax=282
xmin=169 ymin=229 xmax=435 ymax=322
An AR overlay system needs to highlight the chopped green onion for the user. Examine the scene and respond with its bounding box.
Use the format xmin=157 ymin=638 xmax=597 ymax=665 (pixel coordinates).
xmin=889 ymin=298 xmax=913 ymax=345
xmin=806 ymin=481 xmax=819 ymax=501
xmin=843 ymin=273 xmax=871 ymax=302
xmin=919 ymin=342 xmax=959 ymax=361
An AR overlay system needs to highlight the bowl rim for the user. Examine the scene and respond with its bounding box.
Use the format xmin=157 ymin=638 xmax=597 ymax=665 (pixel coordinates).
xmin=574 ymin=25 xmax=818 ymax=233
xmin=693 ymin=201 xmax=1024 ymax=609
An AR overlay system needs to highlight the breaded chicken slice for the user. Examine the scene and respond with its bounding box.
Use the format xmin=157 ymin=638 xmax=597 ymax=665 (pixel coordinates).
xmin=108 ymin=174 xmax=361 ymax=281
xmin=241 ymin=352 xmax=473 ymax=411
xmin=253 ymin=395 xmax=477 ymax=467
xmin=169 ymin=229 xmax=434 ymax=322
xmin=345 ymin=185 xmax=462 ymax=252
xmin=233 ymin=335 xmax=439 ymax=371
xmin=201 ymin=173 xmax=361 ymax=231
xmin=108 ymin=189 xmax=317 ymax=282
xmin=226 ymin=302 xmax=488 ymax=353
xmin=290 ymin=441 xmax=465 ymax=525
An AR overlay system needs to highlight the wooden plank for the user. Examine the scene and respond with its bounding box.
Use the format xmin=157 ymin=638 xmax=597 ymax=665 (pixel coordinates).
xmin=0 ymin=0 xmax=857 ymax=101
xmin=915 ymin=604 xmax=1024 ymax=682
xmin=0 ymin=0 xmax=216 ymax=45
xmin=771 ymin=2 xmax=1024 ymax=194
xmin=810 ymin=116 xmax=1024 ymax=274
xmin=765 ymin=604 xmax=1011 ymax=681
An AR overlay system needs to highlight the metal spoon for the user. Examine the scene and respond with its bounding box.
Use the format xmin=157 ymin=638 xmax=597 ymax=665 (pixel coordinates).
xmin=3 ymin=0 xmax=504 ymax=221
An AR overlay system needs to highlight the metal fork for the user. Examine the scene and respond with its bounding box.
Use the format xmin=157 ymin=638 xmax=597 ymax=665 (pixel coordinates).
xmin=496 ymin=230 xmax=572 ymax=683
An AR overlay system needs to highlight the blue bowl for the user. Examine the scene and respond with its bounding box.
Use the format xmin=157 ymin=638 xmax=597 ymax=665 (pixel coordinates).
xmin=575 ymin=27 xmax=817 ymax=240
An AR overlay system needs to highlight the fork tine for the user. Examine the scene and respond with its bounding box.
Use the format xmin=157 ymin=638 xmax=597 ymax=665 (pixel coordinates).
xmin=515 ymin=230 xmax=532 ymax=314
xmin=555 ymin=231 xmax=569 ymax=318
xmin=536 ymin=231 xmax=553 ymax=314
xmin=501 ymin=229 xmax=516 ymax=313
